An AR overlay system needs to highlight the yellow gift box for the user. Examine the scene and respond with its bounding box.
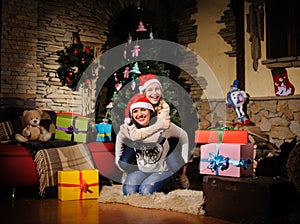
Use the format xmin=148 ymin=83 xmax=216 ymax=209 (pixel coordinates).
xmin=58 ymin=169 xmax=99 ymax=201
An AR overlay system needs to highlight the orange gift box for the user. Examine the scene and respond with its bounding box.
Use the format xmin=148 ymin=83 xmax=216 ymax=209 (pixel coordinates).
xmin=58 ymin=169 xmax=99 ymax=201
xmin=194 ymin=130 xmax=248 ymax=144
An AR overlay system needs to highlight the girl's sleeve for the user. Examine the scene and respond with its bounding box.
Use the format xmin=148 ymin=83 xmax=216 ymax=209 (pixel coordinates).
xmin=124 ymin=118 xmax=169 ymax=141
xmin=168 ymin=123 xmax=190 ymax=164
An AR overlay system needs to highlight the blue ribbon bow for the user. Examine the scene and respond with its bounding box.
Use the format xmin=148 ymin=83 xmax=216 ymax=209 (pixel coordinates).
xmin=201 ymin=144 xmax=253 ymax=175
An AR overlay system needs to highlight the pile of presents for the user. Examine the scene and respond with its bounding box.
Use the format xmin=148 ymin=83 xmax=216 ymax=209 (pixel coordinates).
xmin=53 ymin=112 xmax=113 ymax=201
xmin=195 ymin=128 xmax=253 ymax=177
xmin=54 ymin=112 xmax=113 ymax=143
xmin=195 ymin=128 xmax=296 ymax=223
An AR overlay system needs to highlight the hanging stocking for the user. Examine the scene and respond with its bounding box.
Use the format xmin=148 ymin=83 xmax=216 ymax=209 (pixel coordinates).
xmin=271 ymin=68 xmax=295 ymax=96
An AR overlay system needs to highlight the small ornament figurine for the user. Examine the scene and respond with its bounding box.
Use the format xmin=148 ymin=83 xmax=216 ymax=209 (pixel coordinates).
xmin=131 ymin=77 xmax=136 ymax=90
xmin=123 ymin=43 xmax=127 ymax=59
xmin=130 ymin=62 xmax=141 ymax=74
xmin=106 ymin=101 xmax=113 ymax=109
xmin=115 ymin=82 xmax=122 ymax=91
xmin=149 ymin=25 xmax=154 ymax=39
xmin=127 ymin=33 xmax=132 ymax=44
xmin=123 ymin=66 xmax=130 ymax=78
xmin=136 ymin=21 xmax=147 ymax=32
xmin=131 ymin=44 xmax=140 ymax=57
xmin=226 ymin=80 xmax=251 ymax=125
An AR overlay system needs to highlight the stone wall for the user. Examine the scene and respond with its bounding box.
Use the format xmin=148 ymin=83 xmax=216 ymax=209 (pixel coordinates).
xmin=1 ymin=0 xmax=199 ymax=117
xmin=1 ymin=0 xmax=38 ymax=99
xmin=198 ymin=95 xmax=300 ymax=148
xmin=1 ymin=0 xmax=109 ymax=114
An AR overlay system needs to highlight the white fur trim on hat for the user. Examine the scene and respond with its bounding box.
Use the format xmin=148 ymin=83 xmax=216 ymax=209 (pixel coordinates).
xmin=130 ymin=102 xmax=154 ymax=115
xmin=139 ymin=79 xmax=162 ymax=93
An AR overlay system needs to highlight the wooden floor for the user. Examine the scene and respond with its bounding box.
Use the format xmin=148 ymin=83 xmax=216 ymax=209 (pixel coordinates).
xmin=0 ymin=188 xmax=235 ymax=224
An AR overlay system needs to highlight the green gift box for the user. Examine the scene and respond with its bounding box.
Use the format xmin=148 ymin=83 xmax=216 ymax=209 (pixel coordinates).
xmin=55 ymin=113 xmax=90 ymax=143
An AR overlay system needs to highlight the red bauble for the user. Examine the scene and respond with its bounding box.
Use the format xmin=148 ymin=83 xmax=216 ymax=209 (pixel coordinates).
xmin=73 ymin=48 xmax=79 ymax=55
xmin=68 ymin=71 xmax=73 ymax=76
xmin=85 ymin=79 xmax=91 ymax=85
xmin=66 ymin=77 xmax=71 ymax=83
xmin=85 ymin=47 xmax=91 ymax=54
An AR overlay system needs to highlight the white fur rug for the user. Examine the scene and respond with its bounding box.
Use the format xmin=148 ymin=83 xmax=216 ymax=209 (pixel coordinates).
xmin=98 ymin=185 xmax=205 ymax=215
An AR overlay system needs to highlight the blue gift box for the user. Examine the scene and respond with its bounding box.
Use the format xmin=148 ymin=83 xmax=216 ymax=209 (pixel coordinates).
xmin=92 ymin=123 xmax=112 ymax=142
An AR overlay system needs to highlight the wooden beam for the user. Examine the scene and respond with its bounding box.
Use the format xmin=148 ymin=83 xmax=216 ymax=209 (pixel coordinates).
xmin=231 ymin=0 xmax=245 ymax=90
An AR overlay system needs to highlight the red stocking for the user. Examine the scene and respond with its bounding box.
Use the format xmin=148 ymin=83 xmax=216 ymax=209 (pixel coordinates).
xmin=271 ymin=68 xmax=295 ymax=96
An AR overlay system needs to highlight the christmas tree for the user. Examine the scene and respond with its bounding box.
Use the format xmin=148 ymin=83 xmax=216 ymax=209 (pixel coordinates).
xmin=103 ymin=0 xmax=181 ymax=127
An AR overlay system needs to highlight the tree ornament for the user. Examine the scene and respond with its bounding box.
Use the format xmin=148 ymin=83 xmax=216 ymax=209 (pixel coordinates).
xmin=131 ymin=44 xmax=140 ymax=57
xmin=271 ymin=68 xmax=295 ymax=96
xmin=114 ymin=73 xmax=119 ymax=82
xmin=115 ymin=82 xmax=123 ymax=91
xmin=106 ymin=101 xmax=113 ymax=109
xmin=149 ymin=25 xmax=154 ymax=39
xmin=85 ymin=47 xmax=91 ymax=54
xmin=123 ymin=43 xmax=128 ymax=59
xmin=131 ymin=77 xmax=136 ymax=90
xmin=136 ymin=21 xmax=147 ymax=32
xmin=85 ymin=79 xmax=91 ymax=85
xmin=130 ymin=62 xmax=141 ymax=74
xmin=127 ymin=34 xmax=132 ymax=44
xmin=123 ymin=66 xmax=130 ymax=78
xmin=135 ymin=0 xmax=140 ymax=9
xmin=73 ymin=48 xmax=79 ymax=55
xmin=149 ymin=32 xmax=154 ymax=39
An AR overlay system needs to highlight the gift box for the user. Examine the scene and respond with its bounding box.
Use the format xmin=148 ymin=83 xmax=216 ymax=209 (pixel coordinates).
xmin=55 ymin=113 xmax=90 ymax=143
xmin=195 ymin=130 xmax=248 ymax=144
xmin=91 ymin=123 xmax=112 ymax=142
xmin=58 ymin=169 xmax=99 ymax=201
xmin=199 ymin=143 xmax=253 ymax=177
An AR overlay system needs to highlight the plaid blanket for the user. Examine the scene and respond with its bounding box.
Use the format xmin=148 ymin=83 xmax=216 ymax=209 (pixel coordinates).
xmin=34 ymin=143 xmax=95 ymax=197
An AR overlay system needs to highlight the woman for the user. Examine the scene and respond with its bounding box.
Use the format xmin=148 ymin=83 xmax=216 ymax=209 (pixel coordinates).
xmin=119 ymin=74 xmax=190 ymax=189
xmin=115 ymin=93 xmax=189 ymax=195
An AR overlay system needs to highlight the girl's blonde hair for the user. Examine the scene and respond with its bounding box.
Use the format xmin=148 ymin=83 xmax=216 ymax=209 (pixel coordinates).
xmin=154 ymin=98 xmax=165 ymax=115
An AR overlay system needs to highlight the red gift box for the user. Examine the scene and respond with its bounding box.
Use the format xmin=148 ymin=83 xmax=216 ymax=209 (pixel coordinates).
xmin=199 ymin=143 xmax=254 ymax=177
xmin=195 ymin=130 xmax=248 ymax=144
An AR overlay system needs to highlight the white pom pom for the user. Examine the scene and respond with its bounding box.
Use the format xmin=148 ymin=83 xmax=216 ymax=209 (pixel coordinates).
xmin=124 ymin=118 xmax=131 ymax=125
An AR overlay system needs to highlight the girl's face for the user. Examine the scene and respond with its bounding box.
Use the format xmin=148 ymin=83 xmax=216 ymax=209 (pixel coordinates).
xmin=144 ymin=82 xmax=162 ymax=105
xmin=132 ymin=108 xmax=151 ymax=127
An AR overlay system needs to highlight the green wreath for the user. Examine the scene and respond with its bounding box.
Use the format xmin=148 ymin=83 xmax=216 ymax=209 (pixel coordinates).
xmin=56 ymin=33 xmax=94 ymax=90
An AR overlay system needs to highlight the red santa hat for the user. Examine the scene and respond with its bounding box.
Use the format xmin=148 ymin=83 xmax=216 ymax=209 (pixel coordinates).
xmin=124 ymin=93 xmax=154 ymax=124
xmin=138 ymin=74 xmax=162 ymax=93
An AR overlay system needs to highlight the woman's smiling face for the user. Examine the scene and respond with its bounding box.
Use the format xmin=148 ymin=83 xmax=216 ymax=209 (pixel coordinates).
xmin=144 ymin=82 xmax=162 ymax=105
xmin=132 ymin=107 xmax=151 ymax=127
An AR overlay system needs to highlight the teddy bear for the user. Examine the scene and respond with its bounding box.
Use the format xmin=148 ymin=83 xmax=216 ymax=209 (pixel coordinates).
xmin=15 ymin=109 xmax=52 ymax=142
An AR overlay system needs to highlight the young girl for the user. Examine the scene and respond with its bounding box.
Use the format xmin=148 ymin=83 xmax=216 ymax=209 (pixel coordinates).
xmin=115 ymin=94 xmax=189 ymax=195
xmin=133 ymin=74 xmax=190 ymax=188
